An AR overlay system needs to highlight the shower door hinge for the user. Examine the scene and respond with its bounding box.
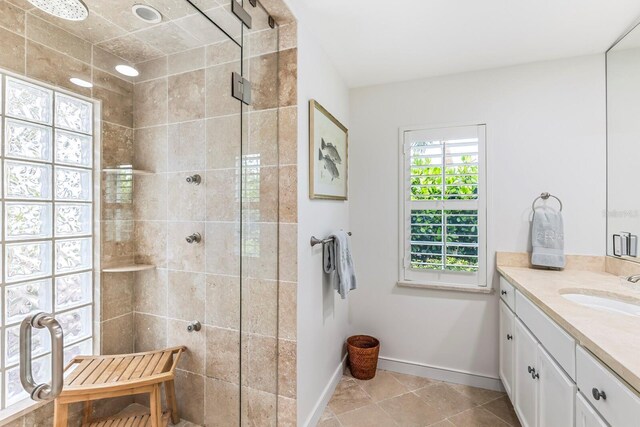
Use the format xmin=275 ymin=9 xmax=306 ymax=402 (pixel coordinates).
xmin=232 ymin=72 xmax=252 ymax=105
xmin=232 ymin=0 xmax=252 ymax=28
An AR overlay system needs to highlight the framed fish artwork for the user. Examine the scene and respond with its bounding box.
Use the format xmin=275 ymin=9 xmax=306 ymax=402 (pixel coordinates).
xmin=309 ymin=99 xmax=348 ymax=200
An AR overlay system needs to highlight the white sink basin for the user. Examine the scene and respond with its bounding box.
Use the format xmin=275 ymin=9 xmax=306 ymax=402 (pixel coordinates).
xmin=562 ymin=293 xmax=640 ymax=317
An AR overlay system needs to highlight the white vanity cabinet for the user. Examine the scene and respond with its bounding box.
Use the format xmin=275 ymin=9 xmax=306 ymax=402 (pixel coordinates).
xmin=576 ymin=346 xmax=640 ymax=427
xmin=537 ymin=345 xmax=576 ymax=426
xmin=500 ymin=273 xmax=640 ymax=427
xmin=513 ymin=317 xmax=575 ymax=427
xmin=576 ymin=392 xmax=608 ymax=427
xmin=514 ymin=318 xmax=539 ymax=427
xmin=501 ymin=277 xmax=576 ymax=427
xmin=499 ymin=300 xmax=515 ymax=398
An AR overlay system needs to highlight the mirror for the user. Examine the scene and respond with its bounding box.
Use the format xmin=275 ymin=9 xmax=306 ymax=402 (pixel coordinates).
xmin=607 ymin=23 xmax=640 ymax=262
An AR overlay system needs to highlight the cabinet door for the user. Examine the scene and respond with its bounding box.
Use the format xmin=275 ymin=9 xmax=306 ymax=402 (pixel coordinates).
xmin=499 ymin=300 xmax=515 ymax=398
xmin=514 ymin=318 xmax=539 ymax=427
xmin=538 ymin=345 xmax=576 ymax=427
xmin=576 ymin=392 xmax=608 ymax=427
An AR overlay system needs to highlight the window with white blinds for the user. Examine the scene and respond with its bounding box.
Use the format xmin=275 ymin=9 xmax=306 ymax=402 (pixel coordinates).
xmin=400 ymin=125 xmax=486 ymax=288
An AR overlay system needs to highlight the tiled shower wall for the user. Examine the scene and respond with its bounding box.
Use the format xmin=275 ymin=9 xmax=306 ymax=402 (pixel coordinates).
xmin=0 ymin=0 xmax=137 ymax=424
xmin=129 ymin=37 xmax=244 ymax=425
xmin=0 ymin=0 xmax=298 ymax=425
xmin=129 ymin=7 xmax=299 ymax=425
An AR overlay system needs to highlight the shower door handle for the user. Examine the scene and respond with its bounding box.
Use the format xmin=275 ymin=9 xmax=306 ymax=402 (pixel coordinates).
xmin=20 ymin=312 xmax=64 ymax=401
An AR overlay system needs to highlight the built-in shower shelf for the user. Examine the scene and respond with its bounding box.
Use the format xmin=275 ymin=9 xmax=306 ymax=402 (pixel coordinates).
xmin=102 ymin=264 xmax=156 ymax=273
xmin=102 ymin=168 xmax=154 ymax=175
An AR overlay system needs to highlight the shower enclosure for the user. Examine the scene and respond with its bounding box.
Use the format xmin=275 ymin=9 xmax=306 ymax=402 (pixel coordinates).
xmin=0 ymin=0 xmax=293 ymax=424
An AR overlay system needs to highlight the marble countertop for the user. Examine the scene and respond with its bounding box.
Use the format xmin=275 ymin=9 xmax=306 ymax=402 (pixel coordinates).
xmin=497 ymin=265 xmax=640 ymax=393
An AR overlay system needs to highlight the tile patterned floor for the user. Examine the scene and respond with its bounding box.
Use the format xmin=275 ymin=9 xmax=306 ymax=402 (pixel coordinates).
xmin=319 ymin=369 xmax=521 ymax=427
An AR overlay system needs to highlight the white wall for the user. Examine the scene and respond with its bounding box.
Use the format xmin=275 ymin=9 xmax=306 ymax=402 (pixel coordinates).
xmin=289 ymin=2 xmax=352 ymax=425
xmin=348 ymin=55 xmax=606 ymax=381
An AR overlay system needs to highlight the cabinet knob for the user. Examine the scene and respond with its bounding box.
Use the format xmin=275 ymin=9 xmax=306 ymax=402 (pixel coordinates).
xmin=501 ymin=290 xmax=507 ymax=295
xmin=527 ymin=366 xmax=534 ymax=374
xmin=592 ymin=388 xmax=606 ymax=401
xmin=506 ymin=334 xmax=513 ymax=340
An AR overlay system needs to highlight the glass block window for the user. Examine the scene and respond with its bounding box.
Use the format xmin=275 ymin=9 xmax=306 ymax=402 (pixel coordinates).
xmin=0 ymin=74 xmax=95 ymax=409
xmin=401 ymin=125 xmax=487 ymax=288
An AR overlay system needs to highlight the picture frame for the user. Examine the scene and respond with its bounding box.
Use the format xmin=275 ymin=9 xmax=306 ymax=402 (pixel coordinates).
xmin=309 ymin=99 xmax=349 ymax=200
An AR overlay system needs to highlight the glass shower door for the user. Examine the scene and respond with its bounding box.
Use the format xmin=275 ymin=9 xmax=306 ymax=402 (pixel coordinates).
xmin=200 ymin=2 xmax=281 ymax=424
xmin=192 ymin=3 xmax=245 ymax=426
xmin=240 ymin=3 xmax=281 ymax=426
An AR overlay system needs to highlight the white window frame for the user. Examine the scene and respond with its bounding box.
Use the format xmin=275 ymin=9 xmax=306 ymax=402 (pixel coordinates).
xmin=398 ymin=123 xmax=488 ymax=291
xmin=0 ymin=69 xmax=101 ymax=420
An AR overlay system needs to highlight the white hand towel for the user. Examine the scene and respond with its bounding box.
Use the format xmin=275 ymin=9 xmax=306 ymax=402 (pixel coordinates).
xmin=531 ymin=205 xmax=565 ymax=269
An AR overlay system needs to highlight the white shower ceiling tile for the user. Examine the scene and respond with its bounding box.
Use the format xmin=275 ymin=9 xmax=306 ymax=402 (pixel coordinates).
xmin=97 ymin=33 xmax=165 ymax=63
xmin=28 ymin=7 xmax=129 ymax=43
xmin=135 ymin=21 xmax=204 ymax=55
xmin=86 ymin=0 xmax=155 ymax=32
xmin=173 ymin=10 xmax=229 ymax=46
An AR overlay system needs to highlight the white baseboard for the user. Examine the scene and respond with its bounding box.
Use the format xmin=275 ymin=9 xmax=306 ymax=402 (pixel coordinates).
xmin=378 ymin=356 xmax=505 ymax=392
xmin=303 ymin=354 xmax=348 ymax=427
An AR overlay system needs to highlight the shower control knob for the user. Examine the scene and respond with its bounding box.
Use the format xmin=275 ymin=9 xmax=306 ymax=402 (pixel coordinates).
xmin=187 ymin=321 xmax=201 ymax=333
xmin=186 ymin=174 xmax=202 ymax=185
xmin=186 ymin=233 xmax=202 ymax=244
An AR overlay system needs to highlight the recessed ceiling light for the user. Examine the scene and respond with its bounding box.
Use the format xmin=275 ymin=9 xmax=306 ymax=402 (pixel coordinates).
xmin=70 ymin=77 xmax=93 ymax=88
xmin=115 ymin=65 xmax=140 ymax=77
xmin=132 ymin=4 xmax=162 ymax=24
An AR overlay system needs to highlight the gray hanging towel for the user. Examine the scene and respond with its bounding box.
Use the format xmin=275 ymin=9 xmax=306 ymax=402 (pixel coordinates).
xmin=531 ymin=205 xmax=565 ymax=269
xmin=322 ymin=231 xmax=357 ymax=298
xmin=323 ymin=238 xmax=335 ymax=274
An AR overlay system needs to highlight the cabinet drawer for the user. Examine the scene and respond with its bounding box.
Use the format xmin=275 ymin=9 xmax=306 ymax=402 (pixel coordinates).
xmin=499 ymin=276 xmax=515 ymax=311
xmin=515 ymin=290 xmax=575 ymax=380
xmin=576 ymin=346 xmax=640 ymax=427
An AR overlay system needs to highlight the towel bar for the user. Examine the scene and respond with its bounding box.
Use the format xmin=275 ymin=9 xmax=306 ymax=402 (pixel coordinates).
xmin=310 ymin=232 xmax=352 ymax=247
xmin=532 ymin=192 xmax=562 ymax=212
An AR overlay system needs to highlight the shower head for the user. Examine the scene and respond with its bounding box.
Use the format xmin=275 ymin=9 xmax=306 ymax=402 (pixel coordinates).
xmin=27 ymin=0 xmax=89 ymax=21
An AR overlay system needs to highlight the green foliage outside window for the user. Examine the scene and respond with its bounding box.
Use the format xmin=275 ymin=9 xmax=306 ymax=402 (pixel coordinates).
xmin=410 ymin=152 xmax=479 ymax=272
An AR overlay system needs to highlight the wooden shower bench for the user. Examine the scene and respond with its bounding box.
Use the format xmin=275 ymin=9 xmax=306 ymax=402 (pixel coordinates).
xmin=53 ymin=346 xmax=186 ymax=427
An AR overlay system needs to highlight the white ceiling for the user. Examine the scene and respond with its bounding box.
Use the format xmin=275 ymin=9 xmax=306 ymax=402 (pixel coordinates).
xmin=291 ymin=0 xmax=640 ymax=88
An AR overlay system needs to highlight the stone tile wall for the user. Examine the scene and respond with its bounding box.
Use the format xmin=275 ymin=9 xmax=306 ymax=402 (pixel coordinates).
xmin=0 ymin=0 xmax=298 ymax=425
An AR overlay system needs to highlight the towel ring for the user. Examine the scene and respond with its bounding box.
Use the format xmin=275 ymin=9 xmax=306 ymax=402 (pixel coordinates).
xmin=532 ymin=192 xmax=563 ymax=212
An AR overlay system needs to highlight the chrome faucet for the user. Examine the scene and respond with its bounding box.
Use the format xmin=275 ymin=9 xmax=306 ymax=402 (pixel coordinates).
xmin=626 ymin=274 xmax=640 ymax=283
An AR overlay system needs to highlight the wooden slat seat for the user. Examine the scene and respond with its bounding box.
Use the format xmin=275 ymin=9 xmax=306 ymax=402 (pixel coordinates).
xmin=83 ymin=411 xmax=170 ymax=427
xmin=54 ymin=347 xmax=185 ymax=427
xmin=62 ymin=347 xmax=183 ymax=393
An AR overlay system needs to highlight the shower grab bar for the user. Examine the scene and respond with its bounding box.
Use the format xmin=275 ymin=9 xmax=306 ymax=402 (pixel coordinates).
xmin=20 ymin=312 xmax=64 ymax=401
xmin=531 ymin=192 xmax=563 ymax=212
xmin=310 ymin=232 xmax=352 ymax=247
